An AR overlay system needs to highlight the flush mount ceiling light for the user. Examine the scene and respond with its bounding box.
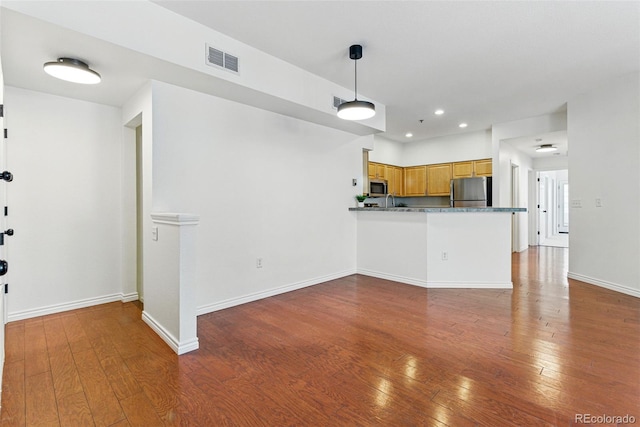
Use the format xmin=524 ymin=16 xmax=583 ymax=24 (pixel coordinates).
xmin=536 ymin=144 xmax=558 ymax=153
xmin=434 ymin=109 xmax=444 ymax=115
xmin=43 ymin=57 xmax=101 ymax=84
xmin=459 ymin=123 xmax=468 ymax=128
xmin=337 ymin=45 xmax=375 ymax=121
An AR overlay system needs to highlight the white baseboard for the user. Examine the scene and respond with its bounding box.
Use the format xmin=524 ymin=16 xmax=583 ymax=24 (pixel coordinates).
xmin=423 ymin=281 xmax=512 ymax=289
xmin=357 ymin=269 xmax=512 ymax=289
xmin=141 ymin=311 xmax=199 ymax=355
xmin=197 ymin=269 xmax=356 ymax=316
xmin=121 ymin=292 xmax=139 ymax=303
xmin=567 ymin=272 xmax=640 ymax=298
xmin=7 ymin=292 xmax=140 ymax=322
xmin=0 ymin=351 xmax=3 ymax=407
xmin=357 ymin=269 xmax=428 ymax=288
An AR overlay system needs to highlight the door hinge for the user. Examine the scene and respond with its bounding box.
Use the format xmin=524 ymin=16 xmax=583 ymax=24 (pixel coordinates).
xmin=537 ymin=204 xmax=540 ymax=208
xmin=537 ymin=231 xmax=540 ymax=235
xmin=3 ymin=129 xmax=7 ymax=139
xmin=0 ymin=105 xmax=3 ymax=117
xmin=4 ymin=206 xmax=7 ymax=216
xmin=537 ymin=178 xmax=540 ymax=182
xmin=4 ymin=284 xmax=7 ymax=294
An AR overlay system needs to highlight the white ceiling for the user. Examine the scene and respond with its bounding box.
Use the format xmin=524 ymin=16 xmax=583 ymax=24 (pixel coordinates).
xmin=503 ymin=130 xmax=568 ymax=159
xmin=2 ymin=1 xmax=639 ymax=153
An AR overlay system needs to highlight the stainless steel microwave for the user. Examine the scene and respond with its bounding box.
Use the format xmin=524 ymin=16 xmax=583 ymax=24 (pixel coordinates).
xmin=369 ymin=179 xmax=388 ymax=197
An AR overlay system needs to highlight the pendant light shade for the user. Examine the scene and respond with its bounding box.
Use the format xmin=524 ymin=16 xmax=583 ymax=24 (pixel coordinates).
xmin=338 ymin=44 xmax=375 ymax=121
xmin=337 ymin=100 xmax=376 ymax=120
xmin=43 ymin=58 xmax=101 ymax=84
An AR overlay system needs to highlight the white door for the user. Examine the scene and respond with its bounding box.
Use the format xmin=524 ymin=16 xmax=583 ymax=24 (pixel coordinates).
xmin=538 ymin=175 xmax=548 ymax=245
xmin=557 ymin=180 xmax=569 ymax=233
xmin=538 ymin=170 xmax=569 ymax=248
xmin=0 ymin=37 xmax=6 ymax=388
xmin=511 ymin=163 xmax=519 ymax=252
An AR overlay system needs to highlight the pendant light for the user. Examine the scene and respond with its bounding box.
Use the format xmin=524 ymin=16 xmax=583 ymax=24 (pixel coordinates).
xmin=337 ymin=45 xmax=375 ymax=121
xmin=43 ymin=58 xmax=101 ymax=84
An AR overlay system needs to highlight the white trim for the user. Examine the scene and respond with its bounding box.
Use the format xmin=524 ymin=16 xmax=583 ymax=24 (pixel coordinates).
xmin=356 ymin=269 xmax=428 ymax=288
xmin=197 ymin=269 xmax=356 ymax=316
xmin=423 ymin=281 xmax=512 ymax=289
xmin=141 ymin=310 xmax=199 ymax=355
xmin=568 ymin=272 xmax=640 ymax=298
xmin=7 ymin=292 xmax=139 ymax=322
xmin=358 ymin=269 xmax=512 ymax=289
xmin=121 ymin=292 xmax=139 ymax=303
xmin=150 ymin=212 xmax=200 ymax=226
xmin=0 ymin=351 xmax=3 ymax=406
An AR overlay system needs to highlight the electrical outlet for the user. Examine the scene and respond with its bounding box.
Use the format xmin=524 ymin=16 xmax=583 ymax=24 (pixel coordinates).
xmin=151 ymin=226 xmax=158 ymax=241
xmin=442 ymin=251 xmax=448 ymax=261
xmin=256 ymin=258 xmax=263 ymax=268
xmin=595 ymin=198 xmax=602 ymax=207
xmin=571 ymin=199 xmax=582 ymax=208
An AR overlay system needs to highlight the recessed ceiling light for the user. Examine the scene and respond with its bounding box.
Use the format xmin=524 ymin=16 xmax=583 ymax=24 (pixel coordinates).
xmin=434 ymin=109 xmax=444 ymax=115
xmin=43 ymin=57 xmax=101 ymax=84
xmin=405 ymin=132 xmax=413 ymax=138
xmin=459 ymin=123 xmax=468 ymax=128
xmin=536 ymin=144 xmax=558 ymax=153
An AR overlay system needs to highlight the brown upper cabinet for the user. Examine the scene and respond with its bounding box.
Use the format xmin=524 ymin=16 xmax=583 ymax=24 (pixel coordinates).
xmin=452 ymin=159 xmax=493 ymax=178
xmin=473 ymin=159 xmax=492 ymax=177
xmin=404 ymin=166 xmax=427 ymax=196
xmin=387 ymin=166 xmax=404 ymax=196
xmin=368 ymin=162 xmax=387 ymax=180
xmin=368 ymin=159 xmax=491 ymax=197
xmin=426 ymin=163 xmax=453 ymax=196
xmin=452 ymin=161 xmax=474 ymax=179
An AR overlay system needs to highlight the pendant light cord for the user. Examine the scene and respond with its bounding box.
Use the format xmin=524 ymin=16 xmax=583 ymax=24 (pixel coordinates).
xmin=353 ymin=59 xmax=358 ymax=101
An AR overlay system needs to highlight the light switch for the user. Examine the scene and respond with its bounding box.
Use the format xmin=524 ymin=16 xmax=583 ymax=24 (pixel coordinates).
xmin=151 ymin=226 xmax=158 ymax=241
xmin=595 ymin=198 xmax=602 ymax=207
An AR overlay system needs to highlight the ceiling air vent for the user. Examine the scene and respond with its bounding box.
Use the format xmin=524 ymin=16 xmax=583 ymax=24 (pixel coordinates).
xmin=333 ymin=96 xmax=347 ymax=110
xmin=206 ymin=44 xmax=239 ymax=74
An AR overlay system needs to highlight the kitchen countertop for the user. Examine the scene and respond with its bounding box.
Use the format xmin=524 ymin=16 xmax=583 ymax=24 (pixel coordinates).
xmin=349 ymin=207 xmax=527 ymax=213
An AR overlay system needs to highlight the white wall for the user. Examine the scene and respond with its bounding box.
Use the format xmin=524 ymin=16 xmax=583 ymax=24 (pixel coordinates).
xmin=492 ymin=112 xmax=566 ymax=207
xmin=400 ymin=130 xmax=492 ymax=166
xmin=533 ymin=155 xmax=568 ymax=171
xmin=498 ymin=142 xmax=532 ymax=251
xmin=5 ymin=87 xmax=126 ymax=319
xmin=369 ymin=136 xmax=404 ymax=165
xmin=369 ymin=131 xmax=491 ymax=167
xmin=4 ymin=1 xmax=385 ymax=135
xmin=149 ymin=81 xmax=363 ymax=313
xmin=567 ymin=72 xmax=640 ymax=297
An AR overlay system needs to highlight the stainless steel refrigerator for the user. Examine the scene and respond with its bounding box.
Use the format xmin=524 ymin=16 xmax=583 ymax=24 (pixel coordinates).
xmin=450 ymin=177 xmax=491 ymax=207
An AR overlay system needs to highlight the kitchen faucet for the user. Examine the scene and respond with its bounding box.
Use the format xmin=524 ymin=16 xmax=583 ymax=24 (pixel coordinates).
xmin=385 ymin=194 xmax=395 ymax=208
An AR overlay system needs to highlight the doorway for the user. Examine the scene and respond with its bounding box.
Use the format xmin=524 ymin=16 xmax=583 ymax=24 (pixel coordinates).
xmin=537 ymin=170 xmax=568 ymax=248
xmin=511 ymin=163 xmax=520 ymax=252
xmin=136 ymin=125 xmax=143 ymax=301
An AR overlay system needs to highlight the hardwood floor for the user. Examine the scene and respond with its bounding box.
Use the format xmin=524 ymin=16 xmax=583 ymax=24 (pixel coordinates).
xmin=1 ymin=246 xmax=639 ymax=426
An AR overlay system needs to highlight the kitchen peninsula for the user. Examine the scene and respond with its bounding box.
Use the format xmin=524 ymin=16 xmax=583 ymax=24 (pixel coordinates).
xmin=350 ymin=207 xmax=526 ymax=288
